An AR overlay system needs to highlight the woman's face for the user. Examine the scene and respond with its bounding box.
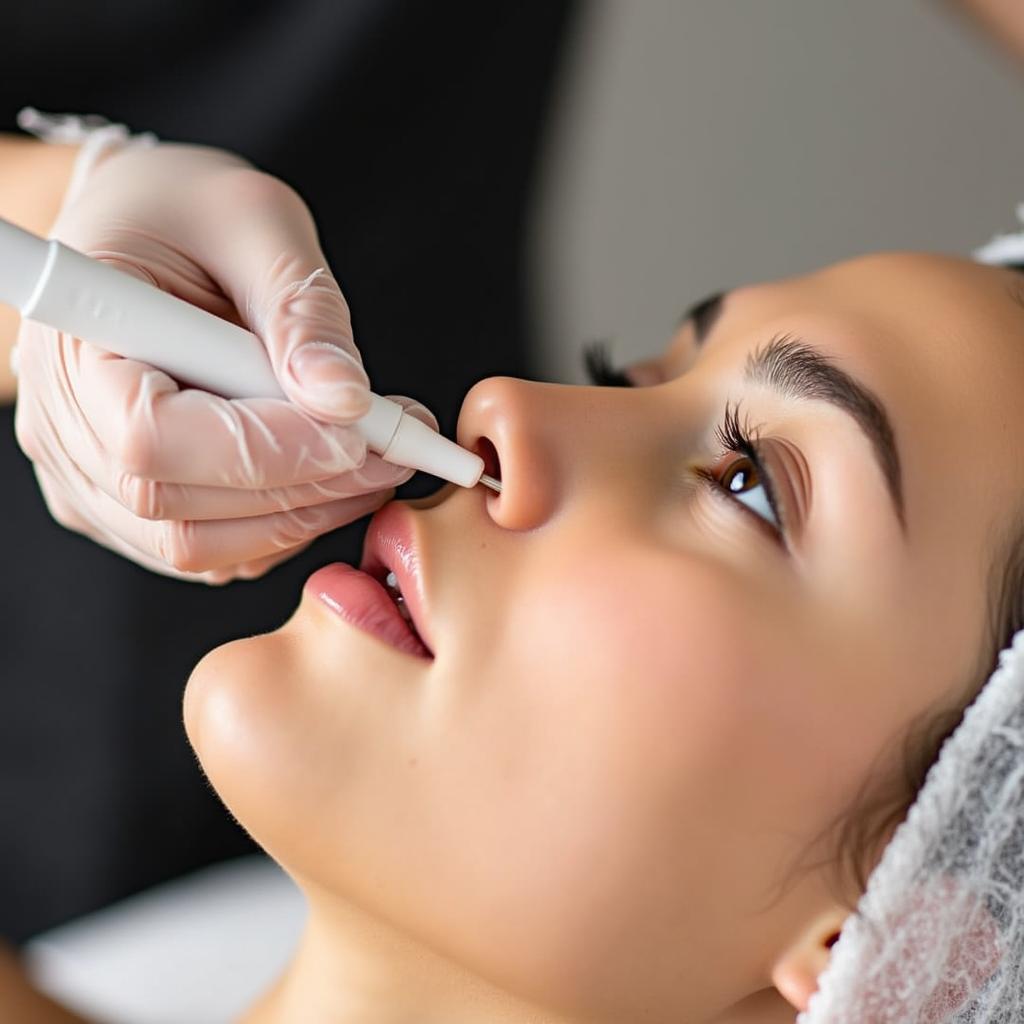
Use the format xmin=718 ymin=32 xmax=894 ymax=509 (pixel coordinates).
xmin=185 ymin=252 xmax=1024 ymax=1022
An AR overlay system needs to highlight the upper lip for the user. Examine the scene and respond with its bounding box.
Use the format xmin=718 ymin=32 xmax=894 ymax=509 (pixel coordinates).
xmin=359 ymin=502 xmax=434 ymax=655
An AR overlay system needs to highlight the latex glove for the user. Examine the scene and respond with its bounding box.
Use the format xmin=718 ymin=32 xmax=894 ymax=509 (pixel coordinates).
xmin=12 ymin=112 xmax=436 ymax=583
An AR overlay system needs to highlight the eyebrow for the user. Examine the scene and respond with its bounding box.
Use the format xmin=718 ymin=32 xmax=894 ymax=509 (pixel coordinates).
xmin=684 ymin=291 xmax=906 ymax=531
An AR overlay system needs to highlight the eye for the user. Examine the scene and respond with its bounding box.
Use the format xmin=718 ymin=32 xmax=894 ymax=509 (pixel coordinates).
xmin=717 ymin=454 xmax=780 ymax=531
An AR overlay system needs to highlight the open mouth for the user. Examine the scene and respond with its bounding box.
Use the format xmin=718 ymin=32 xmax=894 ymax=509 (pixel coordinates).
xmin=357 ymin=502 xmax=434 ymax=657
xmin=305 ymin=500 xmax=441 ymax=661
xmin=360 ymin=560 xmax=432 ymax=657
xmin=304 ymin=561 xmax=433 ymax=660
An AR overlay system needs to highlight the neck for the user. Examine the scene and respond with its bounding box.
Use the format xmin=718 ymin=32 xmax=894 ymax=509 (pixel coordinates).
xmin=240 ymin=888 xmax=570 ymax=1024
xmin=709 ymin=989 xmax=804 ymax=1023
xmin=241 ymin=887 xmax=796 ymax=1024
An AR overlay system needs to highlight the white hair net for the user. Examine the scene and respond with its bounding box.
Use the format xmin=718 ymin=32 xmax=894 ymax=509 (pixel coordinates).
xmin=972 ymin=204 xmax=1024 ymax=266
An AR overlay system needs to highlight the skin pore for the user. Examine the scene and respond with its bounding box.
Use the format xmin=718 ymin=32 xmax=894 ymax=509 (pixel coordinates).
xmin=184 ymin=251 xmax=1024 ymax=1024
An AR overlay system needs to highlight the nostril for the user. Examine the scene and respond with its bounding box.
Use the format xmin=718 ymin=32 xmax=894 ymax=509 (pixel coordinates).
xmin=474 ymin=435 xmax=501 ymax=486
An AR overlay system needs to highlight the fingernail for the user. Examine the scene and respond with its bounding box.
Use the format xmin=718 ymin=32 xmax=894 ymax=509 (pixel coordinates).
xmin=288 ymin=342 xmax=371 ymax=417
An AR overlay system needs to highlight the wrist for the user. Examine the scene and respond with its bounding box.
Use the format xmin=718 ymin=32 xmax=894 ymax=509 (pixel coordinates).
xmin=0 ymin=137 xmax=79 ymax=403
xmin=0 ymin=137 xmax=79 ymax=237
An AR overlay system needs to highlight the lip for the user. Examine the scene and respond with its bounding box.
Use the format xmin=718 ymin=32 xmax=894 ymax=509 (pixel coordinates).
xmin=303 ymin=503 xmax=433 ymax=660
xmin=303 ymin=562 xmax=431 ymax=660
xmin=358 ymin=502 xmax=434 ymax=655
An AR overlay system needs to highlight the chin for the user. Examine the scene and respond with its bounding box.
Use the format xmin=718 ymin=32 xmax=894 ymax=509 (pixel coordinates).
xmin=183 ymin=628 xmax=304 ymax=846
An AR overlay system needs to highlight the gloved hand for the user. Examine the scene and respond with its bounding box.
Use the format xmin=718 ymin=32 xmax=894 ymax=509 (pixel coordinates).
xmin=12 ymin=113 xmax=436 ymax=583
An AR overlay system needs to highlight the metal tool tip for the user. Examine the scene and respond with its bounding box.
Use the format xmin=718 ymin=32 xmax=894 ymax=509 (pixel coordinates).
xmin=479 ymin=473 xmax=502 ymax=494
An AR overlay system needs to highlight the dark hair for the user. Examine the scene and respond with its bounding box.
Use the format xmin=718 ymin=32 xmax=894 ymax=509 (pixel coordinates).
xmin=814 ymin=512 xmax=1024 ymax=912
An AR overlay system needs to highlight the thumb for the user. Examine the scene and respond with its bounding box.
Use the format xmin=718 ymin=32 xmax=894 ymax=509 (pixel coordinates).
xmin=192 ymin=171 xmax=372 ymax=423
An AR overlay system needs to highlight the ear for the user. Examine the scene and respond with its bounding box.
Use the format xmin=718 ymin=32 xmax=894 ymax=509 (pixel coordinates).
xmin=770 ymin=906 xmax=850 ymax=1013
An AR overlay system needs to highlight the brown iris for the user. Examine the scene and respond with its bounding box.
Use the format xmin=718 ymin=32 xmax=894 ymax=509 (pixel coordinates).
xmin=720 ymin=455 xmax=762 ymax=495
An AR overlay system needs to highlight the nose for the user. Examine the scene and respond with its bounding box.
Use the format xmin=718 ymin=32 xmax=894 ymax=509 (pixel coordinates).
xmin=457 ymin=377 xmax=563 ymax=529
xmin=457 ymin=375 xmax=633 ymax=530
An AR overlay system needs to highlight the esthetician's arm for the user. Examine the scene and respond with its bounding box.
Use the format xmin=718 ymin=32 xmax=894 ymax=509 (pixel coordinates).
xmin=0 ymin=941 xmax=89 ymax=1023
xmin=0 ymin=134 xmax=78 ymax=403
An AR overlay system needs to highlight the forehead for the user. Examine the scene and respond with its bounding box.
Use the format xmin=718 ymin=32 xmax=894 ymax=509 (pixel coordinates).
xmin=663 ymin=251 xmax=1024 ymax=375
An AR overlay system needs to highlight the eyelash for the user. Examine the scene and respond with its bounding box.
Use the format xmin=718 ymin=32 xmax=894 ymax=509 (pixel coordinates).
xmin=697 ymin=403 xmax=785 ymax=542
xmin=582 ymin=346 xmax=785 ymax=540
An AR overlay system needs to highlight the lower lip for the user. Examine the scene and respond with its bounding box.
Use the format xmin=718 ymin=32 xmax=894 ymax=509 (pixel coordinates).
xmin=304 ymin=563 xmax=432 ymax=660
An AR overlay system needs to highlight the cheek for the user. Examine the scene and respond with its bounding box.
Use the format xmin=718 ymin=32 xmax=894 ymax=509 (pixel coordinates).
xmin=509 ymin=547 xmax=760 ymax=769
xmin=430 ymin=548 xmax=790 ymax=1010
xmin=504 ymin=548 xmax=765 ymax=886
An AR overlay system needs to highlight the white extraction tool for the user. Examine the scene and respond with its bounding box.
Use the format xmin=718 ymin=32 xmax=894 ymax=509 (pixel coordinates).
xmin=0 ymin=216 xmax=501 ymax=492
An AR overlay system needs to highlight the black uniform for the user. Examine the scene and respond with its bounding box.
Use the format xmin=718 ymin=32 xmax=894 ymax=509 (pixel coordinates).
xmin=0 ymin=0 xmax=577 ymax=942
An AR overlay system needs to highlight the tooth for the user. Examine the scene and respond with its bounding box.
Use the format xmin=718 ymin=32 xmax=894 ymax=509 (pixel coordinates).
xmin=383 ymin=569 xmax=415 ymax=629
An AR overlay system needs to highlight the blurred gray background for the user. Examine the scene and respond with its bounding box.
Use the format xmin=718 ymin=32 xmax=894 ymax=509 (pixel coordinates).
xmin=532 ymin=0 xmax=1024 ymax=383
